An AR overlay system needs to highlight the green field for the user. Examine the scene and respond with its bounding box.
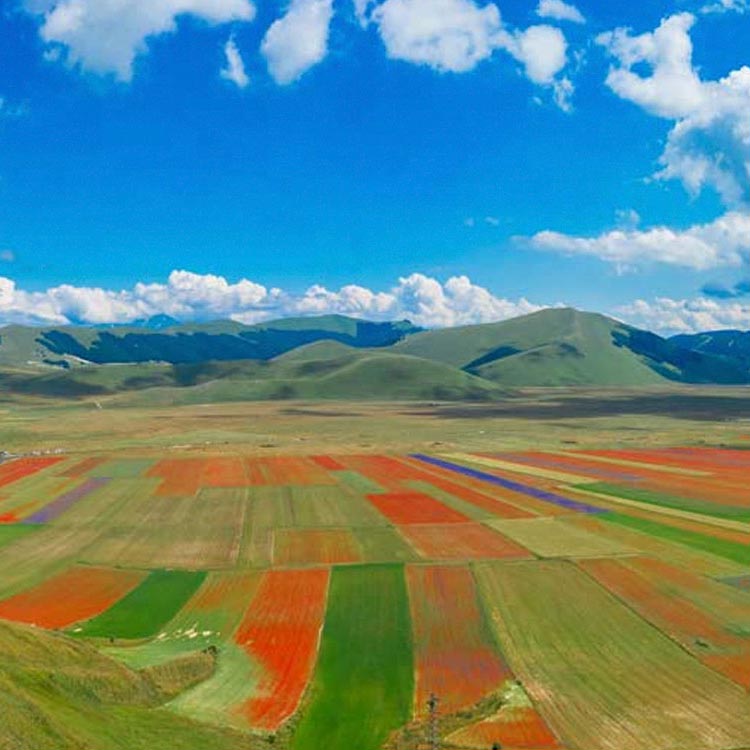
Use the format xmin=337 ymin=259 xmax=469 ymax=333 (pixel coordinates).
xmin=291 ymin=565 xmax=414 ymax=750
xmin=602 ymin=511 xmax=750 ymax=565
xmin=73 ymin=570 xmax=207 ymax=640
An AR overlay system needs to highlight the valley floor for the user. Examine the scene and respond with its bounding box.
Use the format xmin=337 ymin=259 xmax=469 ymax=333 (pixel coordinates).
xmin=1 ymin=393 xmax=749 ymax=750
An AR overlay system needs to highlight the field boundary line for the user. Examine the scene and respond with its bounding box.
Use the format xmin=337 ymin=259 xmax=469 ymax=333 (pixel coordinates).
xmin=569 ymin=486 xmax=750 ymax=534
xmin=550 ymin=451 xmax=711 ymax=477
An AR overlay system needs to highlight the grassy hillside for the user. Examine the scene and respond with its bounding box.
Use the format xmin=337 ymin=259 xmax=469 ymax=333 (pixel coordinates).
xmin=396 ymin=308 xmax=750 ymax=386
xmin=112 ymin=353 xmax=505 ymax=407
xmin=1 ymin=309 xmax=748 ymax=400
xmin=0 ymin=619 xmax=262 ymax=750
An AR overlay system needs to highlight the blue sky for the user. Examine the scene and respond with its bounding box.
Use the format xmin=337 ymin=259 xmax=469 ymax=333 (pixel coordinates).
xmin=0 ymin=0 xmax=748 ymax=332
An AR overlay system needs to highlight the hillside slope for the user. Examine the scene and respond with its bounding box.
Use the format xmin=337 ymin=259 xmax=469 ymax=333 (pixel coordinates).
xmin=396 ymin=308 xmax=750 ymax=386
xmin=0 ymin=620 xmax=260 ymax=750
xmin=1 ymin=309 xmax=748 ymax=399
xmin=112 ymin=352 xmax=506 ymax=406
xmin=672 ymin=330 xmax=750 ymax=367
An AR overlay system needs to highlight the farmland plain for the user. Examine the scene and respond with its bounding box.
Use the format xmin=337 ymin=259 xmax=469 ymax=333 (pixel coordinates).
xmin=1 ymin=394 xmax=750 ymax=749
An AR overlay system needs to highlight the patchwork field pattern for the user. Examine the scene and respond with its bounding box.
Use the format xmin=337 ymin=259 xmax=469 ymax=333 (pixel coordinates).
xmin=0 ymin=446 xmax=749 ymax=749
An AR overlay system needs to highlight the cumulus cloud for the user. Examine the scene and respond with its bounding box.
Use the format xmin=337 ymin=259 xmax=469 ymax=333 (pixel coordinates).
xmin=598 ymin=13 xmax=750 ymax=206
xmin=0 ymin=270 xmax=544 ymax=328
xmin=536 ymin=0 xmax=584 ymax=24
xmin=372 ymin=0 xmax=502 ymax=73
xmin=261 ymin=0 xmax=334 ymax=84
xmin=528 ymin=211 xmax=750 ymax=271
xmin=371 ymin=0 xmax=570 ymax=99
xmin=501 ymin=24 xmax=568 ymax=84
xmin=25 ymin=0 xmax=256 ymax=81
xmin=220 ymin=36 xmax=249 ymax=88
xmin=617 ymin=296 xmax=750 ymax=334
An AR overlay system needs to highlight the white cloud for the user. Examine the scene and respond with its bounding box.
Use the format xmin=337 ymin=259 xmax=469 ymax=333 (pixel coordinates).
xmin=0 ymin=270 xmax=544 ymax=328
xmin=371 ymin=0 xmax=569 ymax=97
xmin=26 ymin=0 xmax=256 ymax=81
xmin=528 ymin=211 xmax=750 ymax=271
xmin=372 ymin=0 xmax=502 ymax=73
xmin=536 ymin=0 xmax=584 ymax=24
xmin=220 ymin=36 xmax=249 ymax=88
xmin=598 ymin=13 xmax=750 ymax=206
xmin=261 ymin=0 xmax=334 ymax=85
xmin=500 ymin=24 xmax=568 ymax=84
xmin=617 ymin=296 xmax=750 ymax=334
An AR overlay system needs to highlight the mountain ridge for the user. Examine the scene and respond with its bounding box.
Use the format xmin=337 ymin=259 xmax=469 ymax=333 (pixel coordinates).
xmin=0 ymin=309 xmax=747 ymax=401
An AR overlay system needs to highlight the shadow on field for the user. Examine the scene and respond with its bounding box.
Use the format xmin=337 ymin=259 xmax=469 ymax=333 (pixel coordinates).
xmin=404 ymin=392 xmax=750 ymax=422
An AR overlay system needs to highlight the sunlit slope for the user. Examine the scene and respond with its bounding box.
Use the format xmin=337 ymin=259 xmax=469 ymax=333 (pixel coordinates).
xmin=113 ymin=353 xmax=505 ymax=406
xmin=396 ymin=308 xmax=750 ymax=386
xmin=0 ymin=619 xmax=259 ymax=750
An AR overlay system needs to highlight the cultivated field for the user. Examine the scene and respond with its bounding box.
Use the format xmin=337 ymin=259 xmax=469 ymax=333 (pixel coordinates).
xmin=1 ymin=426 xmax=750 ymax=749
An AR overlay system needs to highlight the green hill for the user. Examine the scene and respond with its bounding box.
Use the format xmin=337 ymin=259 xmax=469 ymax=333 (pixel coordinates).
xmin=1 ymin=308 xmax=748 ymax=401
xmin=395 ymin=308 xmax=750 ymax=386
xmin=112 ymin=352 xmax=505 ymax=406
xmin=0 ymin=620 xmax=260 ymax=750
xmin=0 ymin=315 xmax=421 ymax=368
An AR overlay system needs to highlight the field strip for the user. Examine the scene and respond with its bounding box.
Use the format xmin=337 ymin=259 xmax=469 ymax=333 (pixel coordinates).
xmin=24 ymin=477 xmax=111 ymax=524
xmin=104 ymin=570 xmax=263 ymax=670
xmin=72 ymin=569 xmax=207 ymax=640
xmin=290 ymin=564 xmax=413 ymax=750
xmin=0 ymin=566 xmax=145 ymax=630
xmin=566 ymin=515 xmax=749 ymax=578
xmin=550 ymin=450 xmax=711 ymax=477
xmin=406 ymin=564 xmax=510 ymax=717
xmin=235 ymin=567 xmax=330 ymax=731
xmin=488 ymin=517 xmax=637 ymax=558
xmin=475 ymin=559 xmax=750 ymax=750
xmin=568 ymin=485 xmax=750 ymax=533
xmin=578 ymin=557 xmax=750 ymax=688
xmin=445 ymin=452 xmax=595 ymax=485
xmin=398 ymin=523 xmax=532 ymax=562
xmin=411 ymin=454 xmax=606 ymax=515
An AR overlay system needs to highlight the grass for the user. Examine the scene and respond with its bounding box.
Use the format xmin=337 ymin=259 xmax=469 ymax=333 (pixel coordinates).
xmin=0 ymin=524 xmax=38 ymax=548
xmin=0 ymin=619 xmax=261 ymax=750
xmin=353 ymin=527 xmax=418 ymax=563
xmin=475 ymin=560 xmax=750 ymax=750
xmin=602 ymin=511 xmax=750 ymax=566
xmin=290 ymin=564 xmax=414 ymax=750
xmin=72 ymin=570 xmax=207 ymax=640
xmin=579 ymin=481 xmax=750 ymax=521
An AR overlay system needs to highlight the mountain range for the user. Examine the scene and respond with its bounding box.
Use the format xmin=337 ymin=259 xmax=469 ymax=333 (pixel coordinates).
xmin=0 ymin=308 xmax=747 ymax=402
